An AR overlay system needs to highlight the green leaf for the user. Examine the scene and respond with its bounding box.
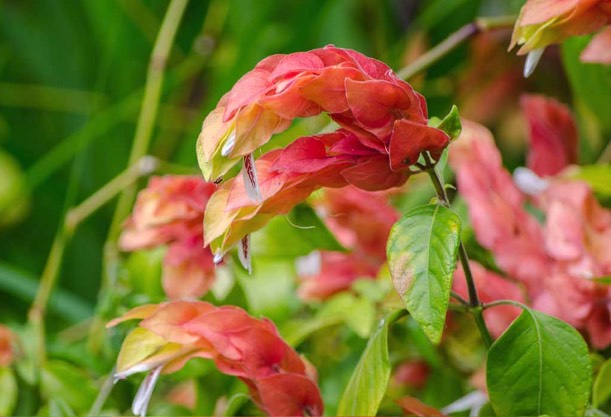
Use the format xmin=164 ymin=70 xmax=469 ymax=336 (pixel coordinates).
xmin=337 ymin=310 xmax=402 ymax=416
xmin=386 ymin=204 xmax=461 ymax=344
xmin=594 ymin=358 xmax=611 ymax=408
xmin=41 ymin=360 xmax=97 ymax=412
xmin=234 ymin=257 xmax=299 ymax=322
xmin=317 ymin=293 xmax=376 ymax=338
xmin=0 ymin=367 xmax=17 ymax=416
xmin=429 ymin=105 xmax=462 ymax=141
xmin=487 ymin=308 xmax=592 ymax=417
xmin=251 ymin=204 xmax=345 ymax=258
xmin=570 ymin=164 xmax=611 ymax=197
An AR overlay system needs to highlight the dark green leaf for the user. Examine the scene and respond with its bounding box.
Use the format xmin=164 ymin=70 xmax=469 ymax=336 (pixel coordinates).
xmin=337 ymin=310 xmax=402 ymax=416
xmin=593 ymin=358 xmax=611 ymax=408
xmin=487 ymin=308 xmax=592 ymax=417
xmin=387 ymin=204 xmax=461 ymax=344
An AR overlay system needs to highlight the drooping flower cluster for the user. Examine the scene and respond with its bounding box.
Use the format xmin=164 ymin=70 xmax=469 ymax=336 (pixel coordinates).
xmin=510 ymin=0 xmax=611 ymax=75
xmin=108 ymin=300 xmax=323 ymax=417
xmin=120 ymin=176 xmax=218 ymax=299
xmin=450 ymin=95 xmax=611 ymax=347
xmin=298 ymin=186 xmax=399 ymax=300
xmin=198 ymin=45 xmax=450 ymax=262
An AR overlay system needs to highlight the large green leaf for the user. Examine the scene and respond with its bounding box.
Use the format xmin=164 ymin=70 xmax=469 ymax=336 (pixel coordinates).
xmin=593 ymin=358 xmax=611 ymax=408
xmin=487 ymin=308 xmax=592 ymax=417
xmin=337 ymin=310 xmax=401 ymax=416
xmin=386 ymin=204 xmax=461 ymax=344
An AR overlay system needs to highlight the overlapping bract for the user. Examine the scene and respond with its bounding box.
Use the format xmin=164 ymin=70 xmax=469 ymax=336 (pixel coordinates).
xmin=510 ymin=0 xmax=611 ymax=61
xmin=298 ymin=186 xmax=399 ymax=300
xmin=108 ymin=301 xmax=323 ymax=417
xmin=198 ymin=46 xmax=449 ymax=257
xmin=449 ymin=101 xmax=611 ymax=347
xmin=119 ymin=176 xmax=218 ymax=299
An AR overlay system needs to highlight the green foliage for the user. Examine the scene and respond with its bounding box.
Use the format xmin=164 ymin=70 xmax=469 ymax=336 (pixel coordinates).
xmin=0 ymin=367 xmax=17 ymax=416
xmin=487 ymin=308 xmax=592 ymax=417
xmin=337 ymin=310 xmax=402 ymax=416
xmin=594 ymin=359 xmax=611 ymax=409
xmin=428 ymin=105 xmax=462 ymax=141
xmin=251 ymin=204 xmax=345 ymax=258
xmin=387 ymin=204 xmax=461 ymax=345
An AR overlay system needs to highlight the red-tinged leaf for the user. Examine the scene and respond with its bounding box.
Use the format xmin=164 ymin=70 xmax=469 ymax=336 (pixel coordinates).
xmin=521 ymin=94 xmax=578 ymax=177
xmin=328 ymin=131 xmax=380 ymax=156
xmin=299 ymin=66 xmax=364 ymax=113
xmin=345 ymin=78 xmax=412 ymax=130
xmin=396 ymin=397 xmax=446 ymax=417
xmin=198 ymin=105 xmax=232 ymax=163
xmin=256 ymin=373 xmax=324 ymax=417
xmin=163 ymin=237 xmax=215 ymax=300
xmin=389 ymin=119 xmax=449 ymax=169
xmin=226 ymin=157 xmax=288 ymax=211
xmin=269 ymin=52 xmax=325 ymax=81
xmin=341 ymin=156 xmax=410 ymax=191
xmin=106 ymin=304 xmax=161 ymax=328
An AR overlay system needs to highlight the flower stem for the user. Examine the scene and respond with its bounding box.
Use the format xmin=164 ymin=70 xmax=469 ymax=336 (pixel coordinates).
xmin=423 ymin=155 xmax=493 ymax=348
xmin=397 ymin=15 xmax=516 ymax=80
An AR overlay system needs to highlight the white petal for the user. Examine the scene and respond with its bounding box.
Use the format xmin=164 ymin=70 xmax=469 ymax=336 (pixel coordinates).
xmin=441 ymin=390 xmax=488 ymax=416
xmin=513 ymin=167 xmax=549 ymax=195
xmin=295 ymin=251 xmax=322 ymax=277
xmin=132 ymin=366 xmax=163 ymax=417
xmin=242 ymin=154 xmax=262 ymax=203
xmin=213 ymin=250 xmax=224 ymax=265
xmin=113 ymin=362 xmax=158 ymax=382
xmin=523 ymin=47 xmax=545 ymax=78
xmin=237 ymin=234 xmax=252 ymax=274
xmin=221 ymin=131 xmax=236 ymax=157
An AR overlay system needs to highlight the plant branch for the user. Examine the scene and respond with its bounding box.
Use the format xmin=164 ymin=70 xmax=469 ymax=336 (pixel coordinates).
xmin=423 ymin=154 xmax=493 ymax=348
xmin=397 ymin=15 xmax=516 ymax=80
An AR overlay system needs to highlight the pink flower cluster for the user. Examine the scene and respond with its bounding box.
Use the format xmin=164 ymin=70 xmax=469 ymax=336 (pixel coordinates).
xmin=199 ymin=46 xmax=449 ymax=260
xmin=450 ymin=95 xmax=611 ymax=347
xmin=120 ymin=176 xmax=218 ymax=299
xmin=298 ymin=186 xmax=399 ymax=300
xmin=109 ymin=301 xmax=323 ymax=416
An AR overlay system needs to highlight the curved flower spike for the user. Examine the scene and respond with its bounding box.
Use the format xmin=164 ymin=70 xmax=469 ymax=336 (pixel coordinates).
xmin=108 ymin=300 xmax=323 ymax=416
xmin=197 ymin=45 xmax=446 ymax=204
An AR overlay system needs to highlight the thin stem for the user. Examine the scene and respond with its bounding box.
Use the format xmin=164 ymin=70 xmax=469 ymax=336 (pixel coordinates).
xmin=423 ymin=155 xmax=493 ymax=348
xmin=87 ymin=366 xmax=117 ymax=417
xmin=451 ymin=291 xmax=469 ymax=307
xmin=107 ymin=0 xmax=189 ymax=245
xmin=483 ymin=299 xmax=528 ymax=310
xmin=397 ymin=15 xmax=516 ymax=80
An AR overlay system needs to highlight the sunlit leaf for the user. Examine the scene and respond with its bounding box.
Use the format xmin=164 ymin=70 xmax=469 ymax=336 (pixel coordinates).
xmin=487 ymin=308 xmax=591 ymax=417
xmin=387 ymin=204 xmax=461 ymax=344
xmin=337 ymin=310 xmax=403 ymax=416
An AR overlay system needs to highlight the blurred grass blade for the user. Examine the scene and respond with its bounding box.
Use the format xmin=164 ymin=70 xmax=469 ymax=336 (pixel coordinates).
xmin=0 ymin=262 xmax=92 ymax=322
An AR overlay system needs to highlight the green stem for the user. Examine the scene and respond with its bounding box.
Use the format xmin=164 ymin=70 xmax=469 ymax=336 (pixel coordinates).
xmin=483 ymin=299 xmax=528 ymax=310
xmin=397 ymin=15 xmax=516 ymax=80
xmin=423 ymin=155 xmax=493 ymax=348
